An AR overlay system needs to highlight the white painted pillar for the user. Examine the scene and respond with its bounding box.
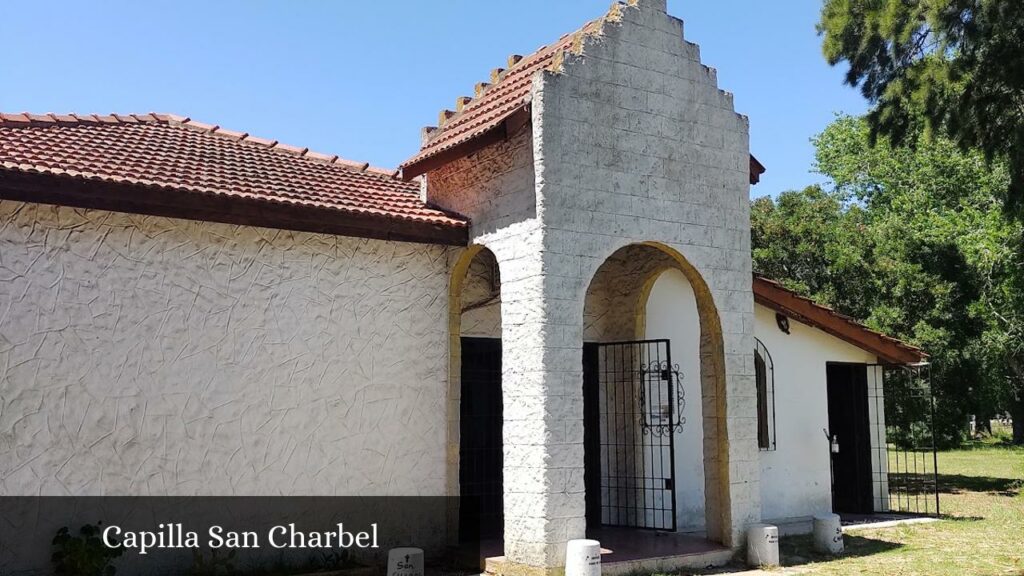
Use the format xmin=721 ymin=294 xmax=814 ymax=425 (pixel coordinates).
xmin=498 ymin=242 xmax=587 ymax=569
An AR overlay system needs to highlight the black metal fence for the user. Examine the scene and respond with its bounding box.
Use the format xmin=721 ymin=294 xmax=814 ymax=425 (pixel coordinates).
xmin=868 ymin=363 xmax=940 ymax=516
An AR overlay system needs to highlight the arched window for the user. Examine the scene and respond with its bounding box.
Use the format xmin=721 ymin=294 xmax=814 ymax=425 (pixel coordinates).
xmin=755 ymin=338 xmax=776 ymax=451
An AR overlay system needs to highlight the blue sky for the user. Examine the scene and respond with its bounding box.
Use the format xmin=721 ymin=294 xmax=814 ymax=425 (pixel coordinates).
xmin=1 ymin=0 xmax=867 ymax=197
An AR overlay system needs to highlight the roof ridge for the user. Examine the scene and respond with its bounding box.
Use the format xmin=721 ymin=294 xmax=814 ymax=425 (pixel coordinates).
xmin=0 ymin=112 xmax=401 ymax=180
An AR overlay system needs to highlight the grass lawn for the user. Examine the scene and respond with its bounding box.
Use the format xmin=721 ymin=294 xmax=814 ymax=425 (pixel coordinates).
xmin=751 ymin=440 xmax=1024 ymax=575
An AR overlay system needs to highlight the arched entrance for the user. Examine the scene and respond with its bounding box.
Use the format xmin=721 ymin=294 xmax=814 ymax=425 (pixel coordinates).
xmin=448 ymin=245 xmax=503 ymax=543
xmin=581 ymin=242 xmax=729 ymax=543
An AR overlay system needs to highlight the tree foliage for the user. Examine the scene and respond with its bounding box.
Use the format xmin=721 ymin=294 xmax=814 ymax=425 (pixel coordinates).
xmin=818 ymin=0 xmax=1024 ymax=209
xmin=752 ymin=185 xmax=875 ymax=320
xmin=753 ymin=115 xmax=1024 ymax=445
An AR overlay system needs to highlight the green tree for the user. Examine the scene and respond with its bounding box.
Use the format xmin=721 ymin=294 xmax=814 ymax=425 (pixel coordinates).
xmin=818 ymin=115 xmax=1024 ymax=444
xmin=751 ymin=185 xmax=875 ymax=320
xmin=818 ymin=0 xmax=1024 ymax=209
xmin=753 ymin=115 xmax=1024 ymax=445
xmin=968 ymin=212 xmax=1024 ymax=442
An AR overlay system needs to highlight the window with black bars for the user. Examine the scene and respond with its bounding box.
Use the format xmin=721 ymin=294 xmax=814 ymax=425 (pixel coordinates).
xmin=755 ymin=338 xmax=777 ymax=451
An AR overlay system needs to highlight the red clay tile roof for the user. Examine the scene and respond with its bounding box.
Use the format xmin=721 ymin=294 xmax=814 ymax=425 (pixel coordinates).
xmin=400 ymin=2 xmax=764 ymax=184
xmin=399 ymin=32 xmax=592 ymax=178
xmin=0 ymin=113 xmax=468 ymax=243
xmin=753 ymin=275 xmax=927 ymax=364
xmin=399 ymin=10 xmax=611 ymax=179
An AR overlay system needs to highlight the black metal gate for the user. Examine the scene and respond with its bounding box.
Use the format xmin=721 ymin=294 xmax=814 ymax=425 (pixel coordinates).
xmin=583 ymin=340 xmax=683 ymax=531
xmin=867 ymin=363 xmax=940 ymax=516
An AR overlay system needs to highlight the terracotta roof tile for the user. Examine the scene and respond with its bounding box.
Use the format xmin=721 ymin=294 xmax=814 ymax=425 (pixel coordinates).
xmin=399 ymin=11 xmax=606 ymax=175
xmin=0 ymin=113 xmax=468 ymax=232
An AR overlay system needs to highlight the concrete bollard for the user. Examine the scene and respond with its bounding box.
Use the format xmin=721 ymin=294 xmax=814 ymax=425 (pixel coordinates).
xmin=813 ymin=513 xmax=844 ymax=554
xmin=387 ymin=547 xmax=424 ymax=576
xmin=565 ymin=539 xmax=602 ymax=576
xmin=746 ymin=524 xmax=780 ymax=568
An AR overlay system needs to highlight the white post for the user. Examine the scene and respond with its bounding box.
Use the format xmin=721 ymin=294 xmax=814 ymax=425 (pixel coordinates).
xmin=746 ymin=524 xmax=780 ymax=567
xmin=813 ymin=513 xmax=844 ymax=554
xmin=565 ymin=539 xmax=602 ymax=576
xmin=387 ymin=547 xmax=424 ymax=576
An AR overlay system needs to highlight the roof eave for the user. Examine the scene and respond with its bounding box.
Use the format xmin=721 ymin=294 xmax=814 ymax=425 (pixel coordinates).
xmin=749 ymin=154 xmax=766 ymax=185
xmin=753 ymin=277 xmax=927 ymax=365
xmin=401 ymin=105 xmax=532 ymax=181
xmin=0 ymin=168 xmax=469 ymax=246
xmin=402 ymin=114 xmax=768 ymax=186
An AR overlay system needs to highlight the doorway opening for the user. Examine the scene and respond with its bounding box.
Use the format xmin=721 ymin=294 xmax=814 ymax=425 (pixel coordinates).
xmin=459 ymin=337 xmax=503 ymax=541
xmin=450 ymin=246 xmax=503 ymax=544
xmin=580 ymin=242 xmax=729 ymax=545
xmin=826 ymin=362 xmax=940 ymax=518
xmin=826 ymin=363 xmax=874 ymax=514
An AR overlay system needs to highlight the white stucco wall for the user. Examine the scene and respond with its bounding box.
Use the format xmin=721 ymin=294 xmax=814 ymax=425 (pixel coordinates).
xmin=754 ymin=304 xmax=877 ymax=523
xmin=642 ymin=269 xmax=704 ymax=532
xmin=0 ymin=201 xmax=452 ymax=497
xmin=645 ymin=274 xmax=881 ymax=530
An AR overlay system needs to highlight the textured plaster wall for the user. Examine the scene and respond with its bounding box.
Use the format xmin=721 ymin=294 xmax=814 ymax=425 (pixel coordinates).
xmin=643 ymin=269 xmax=706 ymax=532
xmin=582 ymin=245 xmax=677 ymax=342
xmin=459 ymin=251 xmax=501 ymax=339
xmin=0 ymin=201 xmax=452 ymax=496
xmin=428 ymin=122 xmax=558 ymax=568
xmin=427 ymin=124 xmax=538 ymax=243
xmin=427 ymin=123 xmax=540 ymax=547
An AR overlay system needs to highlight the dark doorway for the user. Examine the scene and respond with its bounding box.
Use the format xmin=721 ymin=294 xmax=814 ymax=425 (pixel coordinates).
xmin=582 ymin=343 xmax=601 ymax=528
xmin=826 ymin=363 xmax=874 ymax=514
xmin=459 ymin=337 xmax=503 ymax=541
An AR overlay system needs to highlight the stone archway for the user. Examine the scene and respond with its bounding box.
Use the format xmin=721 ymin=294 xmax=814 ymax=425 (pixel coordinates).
xmin=448 ymin=245 xmax=504 ymax=543
xmin=581 ymin=242 xmax=730 ymax=543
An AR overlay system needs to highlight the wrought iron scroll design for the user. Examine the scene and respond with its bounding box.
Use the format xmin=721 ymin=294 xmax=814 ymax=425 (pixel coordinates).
xmin=638 ymin=361 xmax=685 ymax=437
